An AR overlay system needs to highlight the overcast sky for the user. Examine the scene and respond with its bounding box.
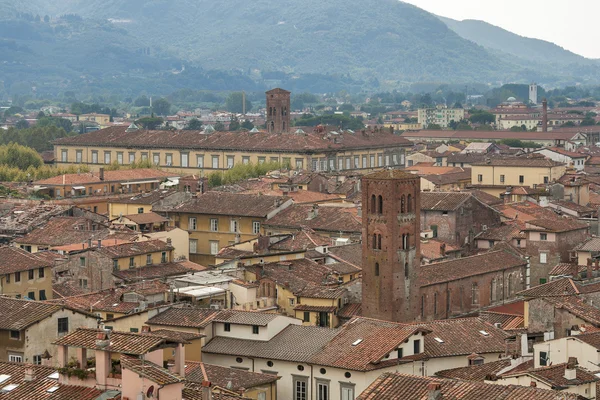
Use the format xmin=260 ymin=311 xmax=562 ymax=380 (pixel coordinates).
xmin=402 ymin=0 xmax=600 ymax=59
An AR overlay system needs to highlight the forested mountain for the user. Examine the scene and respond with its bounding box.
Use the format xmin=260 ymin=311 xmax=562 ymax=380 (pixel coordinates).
xmin=0 ymin=0 xmax=598 ymax=97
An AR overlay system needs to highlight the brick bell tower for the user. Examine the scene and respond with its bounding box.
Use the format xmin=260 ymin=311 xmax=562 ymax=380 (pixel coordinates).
xmin=361 ymin=169 xmax=421 ymax=323
xmin=266 ymin=88 xmax=291 ymax=133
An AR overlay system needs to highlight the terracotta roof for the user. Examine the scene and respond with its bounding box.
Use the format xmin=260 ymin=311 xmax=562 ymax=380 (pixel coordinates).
xmin=468 ymin=189 xmax=504 ymax=206
xmin=571 ymin=332 xmax=600 ymax=349
xmin=54 ymin=125 xmax=411 ymax=153
xmin=0 ymin=297 xmax=68 ymax=330
xmin=0 ymin=247 xmax=55 ymax=274
xmin=185 ymin=362 xmax=278 ymax=392
xmin=309 ymin=317 xmax=428 ymax=371
xmin=420 ymin=192 xmax=471 ymax=211
xmin=447 ymin=152 xmax=486 ymax=164
xmin=472 ymin=157 xmax=564 ymax=167
xmin=549 ymin=263 xmax=586 ymax=277
xmin=52 ymin=281 xmax=86 ymax=298
xmin=202 ymin=325 xmax=339 ymax=364
xmin=294 ymin=304 xmax=337 ymax=313
xmin=363 ymin=169 xmax=415 ymax=180
xmin=356 ymin=372 xmax=581 ymax=400
xmin=338 ymin=303 xmax=362 ymax=319
xmin=421 ymin=169 xmax=472 ymax=186
xmin=517 ymin=277 xmax=580 ymax=298
xmin=149 ymin=329 xmax=204 ymax=341
xmin=96 ymin=239 xmax=173 ymax=258
xmin=53 ymin=328 xmax=184 ymax=355
xmin=478 ymin=311 xmax=525 ymax=330
xmin=436 ymin=359 xmax=513 ymax=381
xmin=159 ymin=192 xmax=289 ymax=218
xmin=268 ymin=229 xmax=331 ymax=252
xmin=112 ymin=262 xmax=193 ymax=282
xmin=420 ymin=250 xmax=526 ymax=287
xmin=47 ymin=280 xmax=170 ymax=313
xmin=0 ymin=361 xmax=113 ymax=400
xmin=121 ymin=355 xmax=184 ymax=385
xmin=502 ymin=362 xmax=599 ymax=389
xmin=401 ymin=129 xmax=583 ymax=141
xmin=420 ymin=239 xmax=460 ymax=260
xmin=263 ymin=204 xmax=361 ymax=233
xmin=415 ymin=318 xmax=509 ymax=358
xmin=476 ymin=221 xmax=526 ymax=241
xmin=183 ymin=384 xmax=250 ymax=400
xmin=326 ymin=243 xmax=363 ymax=270
xmin=111 ymin=189 xmax=177 ymax=204
xmin=16 ymin=217 xmax=110 ymax=246
xmin=121 ymin=212 xmax=170 ymax=225
xmin=146 ymin=307 xmax=220 ymax=329
xmin=575 ymin=237 xmax=600 ymax=252
xmin=543 ymin=296 xmax=600 ymax=326
xmin=35 ymin=168 xmax=177 ymax=186
xmin=525 ymin=217 xmax=588 ymax=233
xmin=212 ymin=310 xmax=280 ymax=327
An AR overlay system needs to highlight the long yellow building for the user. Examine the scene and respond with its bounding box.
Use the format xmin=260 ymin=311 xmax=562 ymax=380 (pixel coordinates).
xmin=52 ymin=125 xmax=412 ymax=174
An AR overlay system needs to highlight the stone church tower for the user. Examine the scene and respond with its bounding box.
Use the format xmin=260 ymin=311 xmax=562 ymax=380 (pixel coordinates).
xmin=266 ymin=88 xmax=291 ymax=133
xmin=361 ymin=169 xmax=421 ymax=323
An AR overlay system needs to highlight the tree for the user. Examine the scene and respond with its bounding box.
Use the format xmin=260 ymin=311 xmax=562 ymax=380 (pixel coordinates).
xmin=241 ymin=119 xmax=254 ymax=130
xmin=3 ymin=106 xmax=24 ymax=118
xmin=134 ymin=95 xmax=151 ymax=107
xmin=0 ymin=143 xmax=43 ymax=170
xmin=152 ymin=98 xmax=171 ymax=116
xmin=135 ymin=117 xmax=163 ymax=130
xmin=469 ymin=111 xmax=495 ymax=125
xmin=214 ymin=121 xmax=225 ymax=131
xmin=43 ymin=15 xmax=49 ymax=23
xmin=427 ymin=124 xmax=442 ymax=130
xmin=37 ymin=116 xmax=73 ymax=132
xmin=15 ymin=120 xmax=29 ymax=129
xmin=37 ymin=111 xmax=45 ymax=119
xmin=561 ymin=121 xmax=576 ymax=127
xmin=185 ymin=118 xmax=203 ymax=130
xmin=338 ymin=104 xmax=354 ymax=112
xmin=581 ymin=118 xmax=596 ymax=126
xmin=225 ymin=92 xmax=252 ymax=114
xmin=229 ymin=116 xmax=240 ymax=131
xmin=208 ymin=172 xmax=223 ymax=187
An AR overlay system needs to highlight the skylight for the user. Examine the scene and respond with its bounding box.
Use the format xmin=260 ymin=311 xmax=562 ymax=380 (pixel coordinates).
xmin=434 ymin=337 xmax=445 ymax=343
xmin=352 ymin=339 xmax=363 ymax=346
xmin=47 ymin=386 xmax=59 ymax=393
xmin=0 ymin=375 xmax=10 ymax=384
xmin=47 ymin=372 xmax=59 ymax=380
xmin=2 ymin=384 xmax=18 ymax=392
xmin=479 ymin=330 xmax=490 ymax=336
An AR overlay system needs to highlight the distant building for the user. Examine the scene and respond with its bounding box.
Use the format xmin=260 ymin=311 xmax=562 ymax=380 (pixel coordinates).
xmin=417 ymin=106 xmax=465 ymax=128
xmin=529 ymin=83 xmax=538 ymax=105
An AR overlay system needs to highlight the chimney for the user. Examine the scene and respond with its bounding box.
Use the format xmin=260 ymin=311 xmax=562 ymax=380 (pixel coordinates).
xmin=87 ymin=238 xmax=92 ymax=249
xmin=166 ymin=237 xmax=172 ymax=246
xmin=202 ymin=381 xmax=213 ymax=400
xmin=23 ymin=367 xmax=34 ymax=382
xmin=97 ymin=239 xmax=102 ymax=249
xmin=440 ymin=243 xmax=446 ymax=257
xmin=357 ymin=204 xmax=362 ymax=218
xmin=564 ymin=357 xmax=578 ymax=380
xmin=587 ymin=258 xmax=593 ymax=280
xmin=427 ymin=382 xmax=442 ymax=400
xmin=530 ymin=381 xmax=536 ymax=388
xmin=307 ymin=204 xmax=319 ymax=220
xmin=99 ymin=167 xmax=105 ymax=181
xmin=542 ymin=99 xmax=548 ymax=132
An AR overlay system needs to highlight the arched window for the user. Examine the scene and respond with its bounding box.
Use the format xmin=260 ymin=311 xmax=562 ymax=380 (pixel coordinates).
xmin=403 ymin=233 xmax=409 ymax=249
xmin=446 ymin=289 xmax=451 ymax=314
xmin=371 ymin=194 xmax=376 ymax=214
xmin=434 ymin=292 xmax=438 ymax=315
xmin=378 ymin=195 xmax=383 ymax=214
xmin=377 ymin=234 xmax=382 ymax=250
xmin=372 ymin=233 xmax=377 ymax=249
xmin=490 ymin=278 xmax=497 ymax=302
xmin=284 ymin=107 xmax=287 ymax=116
xmin=400 ymin=195 xmax=405 ymax=213
xmin=404 ymin=262 xmax=409 ymax=278
xmin=471 ymin=283 xmax=479 ymax=305
xmin=283 ymin=122 xmax=286 ymax=131
xmin=269 ymin=107 xmax=272 ymax=116
xmin=270 ymin=121 xmax=275 ymax=131
xmin=374 ymin=263 xmax=380 ymax=277
xmin=407 ymin=194 xmax=412 ymax=213
xmin=401 ymin=234 xmax=405 ymax=250
xmin=420 ymin=295 xmax=425 ymax=317
xmin=508 ymin=273 xmax=513 ymax=296
xmin=273 ymin=107 xmax=276 ymax=116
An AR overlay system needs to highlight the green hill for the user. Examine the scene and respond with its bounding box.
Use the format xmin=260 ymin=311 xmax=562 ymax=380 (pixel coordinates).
xmin=438 ymin=16 xmax=594 ymax=66
xmin=1 ymin=0 xmax=599 ymax=97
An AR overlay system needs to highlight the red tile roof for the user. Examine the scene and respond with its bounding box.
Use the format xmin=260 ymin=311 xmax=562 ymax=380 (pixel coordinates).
xmin=53 ymin=125 xmax=412 ymax=153
xmin=0 ymin=246 xmax=55 ymax=274
xmin=146 ymin=307 xmax=220 ymax=329
xmin=263 ymin=204 xmax=361 ymax=233
xmin=356 ymin=372 xmax=581 ymax=400
xmin=185 ymin=362 xmax=278 ymax=392
xmin=121 ymin=355 xmax=184 ymax=385
xmin=35 ymin=168 xmax=177 ymax=186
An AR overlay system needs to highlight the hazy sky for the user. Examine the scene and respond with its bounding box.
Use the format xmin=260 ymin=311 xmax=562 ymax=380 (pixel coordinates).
xmin=402 ymin=0 xmax=600 ymax=59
